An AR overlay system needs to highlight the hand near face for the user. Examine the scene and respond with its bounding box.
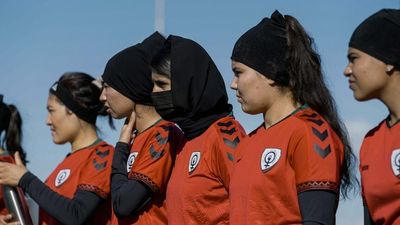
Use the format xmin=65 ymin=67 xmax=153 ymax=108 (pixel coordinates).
xmin=0 ymin=214 xmax=21 ymax=225
xmin=0 ymin=152 xmax=27 ymax=187
xmin=119 ymin=111 xmax=137 ymax=144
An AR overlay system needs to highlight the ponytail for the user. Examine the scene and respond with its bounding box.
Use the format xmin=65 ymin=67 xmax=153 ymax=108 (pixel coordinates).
xmin=284 ymin=15 xmax=358 ymax=198
xmin=56 ymin=72 xmax=115 ymax=129
xmin=1 ymin=104 xmax=27 ymax=165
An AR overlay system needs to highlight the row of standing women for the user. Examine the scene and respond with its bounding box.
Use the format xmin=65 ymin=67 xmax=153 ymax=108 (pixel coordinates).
xmin=0 ymin=8 xmax=398 ymax=225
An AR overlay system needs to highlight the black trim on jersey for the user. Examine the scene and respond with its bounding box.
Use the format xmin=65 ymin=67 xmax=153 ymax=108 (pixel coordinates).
xmin=155 ymin=132 xmax=168 ymax=145
xmin=312 ymin=128 xmax=328 ymax=141
xmin=223 ymin=137 xmax=240 ymax=149
xmin=313 ymin=144 xmax=331 ymax=159
xmin=220 ymin=127 xmax=236 ymax=135
xmin=226 ymin=152 xmax=234 ymax=162
xmin=19 ymin=172 xmax=103 ymax=225
xmin=96 ymin=149 xmax=110 ymax=158
xmin=111 ymin=142 xmax=152 ymax=217
xmin=217 ymin=121 xmax=233 ymax=127
xmin=298 ymin=190 xmax=337 ymax=225
xmin=307 ymin=118 xmax=324 ymax=126
xmin=364 ymin=205 xmax=375 ymax=225
xmin=385 ymin=115 xmax=400 ymax=128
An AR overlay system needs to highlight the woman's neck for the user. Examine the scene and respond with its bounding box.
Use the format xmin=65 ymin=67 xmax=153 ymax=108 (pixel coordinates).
xmin=135 ymin=106 xmax=162 ymax=133
xmin=380 ymin=72 xmax=400 ymax=126
xmin=263 ymin=95 xmax=299 ymax=129
xmin=70 ymin=124 xmax=99 ymax=152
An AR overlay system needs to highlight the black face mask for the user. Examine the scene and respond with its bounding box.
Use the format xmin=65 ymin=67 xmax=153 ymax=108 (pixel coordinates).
xmin=151 ymin=91 xmax=176 ymax=119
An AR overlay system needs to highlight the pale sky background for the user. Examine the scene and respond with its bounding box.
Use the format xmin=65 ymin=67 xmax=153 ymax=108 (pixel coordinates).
xmin=0 ymin=1 xmax=399 ymax=224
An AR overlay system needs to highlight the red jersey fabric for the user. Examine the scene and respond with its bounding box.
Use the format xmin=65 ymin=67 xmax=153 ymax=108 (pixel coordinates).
xmin=166 ymin=116 xmax=246 ymax=225
xmin=111 ymin=120 xmax=185 ymax=225
xmin=230 ymin=107 xmax=343 ymax=225
xmin=0 ymin=154 xmax=14 ymax=215
xmin=360 ymin=119 xmax=400 ymax=225
xmin=39 ymin=140 xmax=114 ymax=225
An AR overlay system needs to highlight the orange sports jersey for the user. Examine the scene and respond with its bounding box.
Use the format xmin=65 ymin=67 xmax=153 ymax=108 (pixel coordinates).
xmin=0 ymin=154 xmax=14 ymax=215
xmin=166 ymin=115 xmax=246 ymax=225
xmin=359 ymin=119 xmax=400 ymax=225
xmin=111 ymin=119 xmax=185 ymax=225
xmin=39 ymin=140 xmax=114 ymax=225
xmin=230 ymin=107 xmax=343 ymax=225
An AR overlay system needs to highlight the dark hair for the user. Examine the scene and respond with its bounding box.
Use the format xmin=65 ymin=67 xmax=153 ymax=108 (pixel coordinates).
xmin=151 ymin=40 xmax=171 ymax=78
xmin=282 ymin=15 xmax=358 ymax=198
xmin=56 ymin=72 xmax=114 ymax=129
xmin=0 ymin=104 xmax=28 ymax=165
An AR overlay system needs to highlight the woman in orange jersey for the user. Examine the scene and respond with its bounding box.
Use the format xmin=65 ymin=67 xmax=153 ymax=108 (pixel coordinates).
xmin=344 ymin=9 xmax=400 ymax=225
xmin=0 ymin=73 xmax=114 ymax=225
xmin=229 ymin=10 xmax=358 ymax=225
xmin=151 ymin=35 xmax=246 ymax=225
xmin=100 ymin=32 xmax=185 ymax=225
xmin=0 ymin=95 xmax=29 ymax=225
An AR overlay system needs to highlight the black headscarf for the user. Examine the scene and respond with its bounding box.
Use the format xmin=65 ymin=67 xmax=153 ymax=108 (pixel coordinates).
xmin=0 ymin=95 xmax=11 ymax=132
xmin=102 ymin=32 xmax=166 ymax=105
xmin=349 ymin=9 xmax=400 ymax=69
xmin=231 ymin=10 xmax=289 ymax=85
xmin=156 ymin=35 xmax=232 ymax=139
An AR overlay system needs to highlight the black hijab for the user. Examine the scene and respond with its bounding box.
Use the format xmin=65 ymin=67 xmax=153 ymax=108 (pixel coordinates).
xmin=102 ymin=32 xmax=166 ymax=105
xmin=155 ymin=35 xmax=232 ymax=139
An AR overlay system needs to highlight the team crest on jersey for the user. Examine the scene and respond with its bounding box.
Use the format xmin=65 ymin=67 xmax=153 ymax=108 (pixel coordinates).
xmin=261 ymin=148 xmax=281 ymax=172
xmin=55 ymin=169 xmax=70 ymax=187
xmin=188 ymin=152 xmax=201 ymax=174
xmin=391 ymin=149 xmax=400 ymax=177
xmin=127 ymin=152 xmax=139 ymax=172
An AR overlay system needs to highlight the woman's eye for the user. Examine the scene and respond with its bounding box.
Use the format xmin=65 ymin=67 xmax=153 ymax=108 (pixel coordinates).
xmin=155 ymin=81 xmax=166 ymax=87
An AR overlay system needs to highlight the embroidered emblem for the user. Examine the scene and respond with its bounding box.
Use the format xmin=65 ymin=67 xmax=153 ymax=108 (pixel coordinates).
xmin=55 ymin=169 xmax=70 ymax=187
xmin=188 ymin=152 xmax=201 ymax=174
xmin=127 ymin=152 xmax=139 ymax=172
xmin=391 ymin=149 xmax=400 ymax=177
xmin=261 ymin=148 xmax=281 ymax=172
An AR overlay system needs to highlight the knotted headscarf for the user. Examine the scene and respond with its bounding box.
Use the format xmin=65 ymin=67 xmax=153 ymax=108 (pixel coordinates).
xmin=350 ymin=9 xmax=400 ymax=69
xmin=232 ymin=10 xmax=289 ymax=85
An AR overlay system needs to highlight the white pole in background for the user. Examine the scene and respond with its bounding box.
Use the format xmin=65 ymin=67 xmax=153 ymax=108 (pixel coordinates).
xmin=155 ymin=0 xmax=165 ymax=35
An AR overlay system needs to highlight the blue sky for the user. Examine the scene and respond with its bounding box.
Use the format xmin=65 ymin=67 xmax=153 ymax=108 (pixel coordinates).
xmin=1 ymin=1 xmax=399 ymax=224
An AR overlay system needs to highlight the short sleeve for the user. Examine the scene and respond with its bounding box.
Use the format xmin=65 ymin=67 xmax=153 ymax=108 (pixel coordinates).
xmin=289 ymin=123 xmax=343 ymax=193
xmin=78 ymin=144 xmax=114 ymax=199
xmin=129 ymin=124 xmax=183 ymax=193
xmin=211 ymin=117 xmax=246 ymax=189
